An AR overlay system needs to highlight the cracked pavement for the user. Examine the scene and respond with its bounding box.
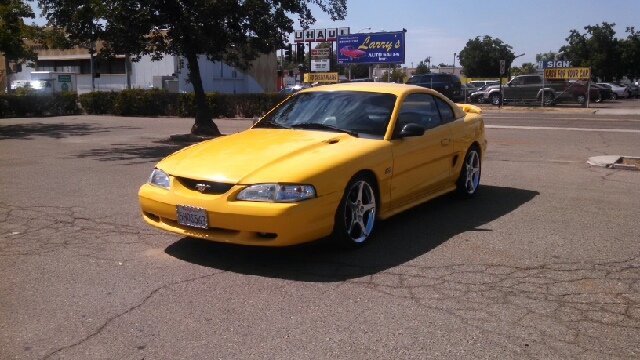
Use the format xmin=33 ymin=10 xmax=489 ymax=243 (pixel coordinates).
xmin=1 ymin=114 xmax=639 ymax=359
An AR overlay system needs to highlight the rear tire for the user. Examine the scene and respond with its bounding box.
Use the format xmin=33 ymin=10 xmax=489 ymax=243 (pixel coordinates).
xmin=611 ymin=92 xmax=618 ymax=100
xmin=456 ymin=145 xmax=481 ymax=198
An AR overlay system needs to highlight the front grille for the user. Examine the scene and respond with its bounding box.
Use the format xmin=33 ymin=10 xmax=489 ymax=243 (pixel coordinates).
xmin=177 ymin=177 xmax=234 ymax=195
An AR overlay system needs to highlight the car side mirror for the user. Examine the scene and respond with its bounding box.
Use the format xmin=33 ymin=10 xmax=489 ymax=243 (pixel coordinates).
xmin=398 ymin=123 xmax=425 ymax=138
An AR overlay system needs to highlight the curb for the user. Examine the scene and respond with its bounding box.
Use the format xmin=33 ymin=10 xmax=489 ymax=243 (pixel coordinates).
xmin=587 ymin=156 xmax=640 ymax=171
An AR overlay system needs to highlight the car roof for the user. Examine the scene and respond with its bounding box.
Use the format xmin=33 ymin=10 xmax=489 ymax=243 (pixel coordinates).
xmin=297 ymin=82 xmax=467 ymax=118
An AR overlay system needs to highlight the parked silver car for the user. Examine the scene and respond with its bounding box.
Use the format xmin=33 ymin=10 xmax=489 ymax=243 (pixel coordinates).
xmin=596 ymin=83 xmax=628 ymax=100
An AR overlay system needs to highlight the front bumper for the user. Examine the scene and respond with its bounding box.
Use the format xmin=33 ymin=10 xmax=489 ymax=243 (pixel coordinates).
xmin=138 ymin=182 xmax=342 ymax=246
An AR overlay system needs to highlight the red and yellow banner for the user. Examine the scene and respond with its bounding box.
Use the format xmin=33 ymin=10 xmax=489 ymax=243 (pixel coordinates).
xmin=304 ymin=72 xmax=339 ymax=83
xmin=544 ymin=67 xmax=591 ymax=79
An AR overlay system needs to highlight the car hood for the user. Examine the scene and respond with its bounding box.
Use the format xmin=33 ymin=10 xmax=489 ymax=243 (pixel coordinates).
xmin=157 ymin=128 xmax=386 ymax=185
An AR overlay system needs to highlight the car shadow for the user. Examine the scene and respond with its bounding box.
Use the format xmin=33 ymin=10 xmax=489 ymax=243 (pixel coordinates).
xmin=0 ymin=122 xmax=141 ymax=140
xmin=165 ymin=185 xmax=539 ymax=281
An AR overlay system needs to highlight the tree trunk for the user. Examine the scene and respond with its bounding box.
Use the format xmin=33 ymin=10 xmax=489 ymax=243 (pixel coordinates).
xmin=184 ymin=50 xmax=221 ymax=136
xmin=4 ymin=57 xmax=11 ymax=94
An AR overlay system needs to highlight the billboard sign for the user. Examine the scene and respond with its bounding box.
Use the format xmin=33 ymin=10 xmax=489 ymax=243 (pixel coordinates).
xmin=336 ymin=31 xmax=405 ymax=65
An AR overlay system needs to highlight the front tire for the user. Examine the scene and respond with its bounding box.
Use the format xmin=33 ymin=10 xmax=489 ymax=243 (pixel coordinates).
xmin=611 ymin=92 xmax=618 ymax=100
xmin=456 ymin=146 xmax=481 ymax=198
xmin=333 ymin=175 xmax=378 ymax=247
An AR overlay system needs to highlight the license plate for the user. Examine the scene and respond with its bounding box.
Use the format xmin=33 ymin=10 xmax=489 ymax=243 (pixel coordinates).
xmin=176 ymin=205 xmax=208 ymax=229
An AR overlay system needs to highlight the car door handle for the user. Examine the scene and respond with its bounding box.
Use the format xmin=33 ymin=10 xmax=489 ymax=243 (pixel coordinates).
xmin=441 ymin=139 xmax=450 ymax=146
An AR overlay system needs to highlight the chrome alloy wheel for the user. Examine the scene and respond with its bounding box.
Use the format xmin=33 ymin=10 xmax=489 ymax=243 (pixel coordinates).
xmin=343 ymin=180 xmax=376 ymax=243
xmin=463 ymin=150 xmax=480 ymax=194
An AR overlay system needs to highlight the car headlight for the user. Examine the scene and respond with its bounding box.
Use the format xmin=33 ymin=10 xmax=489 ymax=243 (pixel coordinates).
xmin=236 ymin=184 xmax=316 ymax=202
xmin=147 ymin=169 xmax=170 ymax=189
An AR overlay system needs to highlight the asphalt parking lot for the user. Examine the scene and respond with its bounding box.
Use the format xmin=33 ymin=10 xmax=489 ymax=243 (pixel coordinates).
xmin=1 ymin=107 xmax=639 ymax=359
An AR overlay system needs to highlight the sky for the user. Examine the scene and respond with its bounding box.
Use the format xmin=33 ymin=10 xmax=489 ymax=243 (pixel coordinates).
xmin=25 ymin=0 xmax=639 ymax=69
xmin=297 ymin=0 xmax=640 ymax=68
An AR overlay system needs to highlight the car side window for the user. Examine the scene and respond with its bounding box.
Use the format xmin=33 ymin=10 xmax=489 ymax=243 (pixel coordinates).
xmin=395 ymin=93 xmax=441 ymax=132
xmin=434 ymin=97 xmax=455 ymax=122
xmin=524 ymin=76 xmax=541 ymax=85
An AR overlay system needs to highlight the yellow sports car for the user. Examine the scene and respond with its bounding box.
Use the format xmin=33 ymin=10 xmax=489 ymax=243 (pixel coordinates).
xmin=138 ymin=83 xmax=487 ymax=247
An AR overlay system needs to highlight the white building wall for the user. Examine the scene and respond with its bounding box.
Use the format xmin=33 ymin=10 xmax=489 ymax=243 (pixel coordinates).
xmin=174 ymin=56 xmax=264 ymax=93
xmin=132 ymin=55 xmax=177 ymax=89
xmin=9 ymin=54 xmax=269 ymax=94
xmin=77 ymin=74 xmax=128 ymax=94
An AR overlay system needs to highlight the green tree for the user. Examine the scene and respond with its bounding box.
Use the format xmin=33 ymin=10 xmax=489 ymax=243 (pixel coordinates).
xmin=458 ymin=35 xmax=515 ymax=77
xmin=38 ymin=0 xmax=347 ymax=135
xmin=1 ymin=0 xmax=38 ymax=92
xmin=535 ymin=51 xmax=558 ymax=62
xmin=620 ymin=27 xmax=640 ymax=80
xmin=381 ymin=68 xmax=405 ymax=83
xmin=414 ymin=57 xmax=431 ymax=74
xmin=337 ymin=64 xmax=369 ymax=79
xmin=559 ymin=22 xmax=622 ymax=81
xmin=511 ymin=62 xmax=537 ymax=76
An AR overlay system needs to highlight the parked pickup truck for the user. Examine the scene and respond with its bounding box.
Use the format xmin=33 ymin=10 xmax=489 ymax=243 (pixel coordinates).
xmin=482 ymin=75 xmax=575 ymax=105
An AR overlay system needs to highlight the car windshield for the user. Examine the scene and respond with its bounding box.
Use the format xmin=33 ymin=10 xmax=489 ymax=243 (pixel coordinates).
xmin=254 ymin=91 xmax=397 ymax=139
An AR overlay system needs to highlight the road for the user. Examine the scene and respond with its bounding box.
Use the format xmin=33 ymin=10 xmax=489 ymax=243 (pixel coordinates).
xmin=1 ymin=110 xmax=639 ymax=359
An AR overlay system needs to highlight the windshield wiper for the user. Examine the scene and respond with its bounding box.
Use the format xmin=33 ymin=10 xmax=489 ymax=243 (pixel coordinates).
xmin=253 ymin=119 xmax=288 ymax=129
xmin=290 ymin=122 xmax=358 ymax=137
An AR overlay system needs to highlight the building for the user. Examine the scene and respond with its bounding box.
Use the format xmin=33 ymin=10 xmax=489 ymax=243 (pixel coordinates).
xmin=1 ymin=43 xmax=278 ymax=94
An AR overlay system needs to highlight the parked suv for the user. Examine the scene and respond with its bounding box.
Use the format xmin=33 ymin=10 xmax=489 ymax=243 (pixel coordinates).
xmin=482 ymin=75 xmax=571 ymax=105
xmin=405 ymin=73 xmax=462 ymax=101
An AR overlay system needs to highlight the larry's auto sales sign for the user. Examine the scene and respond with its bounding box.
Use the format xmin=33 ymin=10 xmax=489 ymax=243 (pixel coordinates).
xmin=336 ymin=31 xmax=405 ymax=65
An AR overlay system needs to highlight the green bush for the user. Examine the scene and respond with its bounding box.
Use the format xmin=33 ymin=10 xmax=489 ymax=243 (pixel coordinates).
xmin=3 ymin=90 xmax=288 ymax=118
xmin=78 ymin=91 xmax=117 ymax=115
xmin=112 ymin=89 xmax=177 ymax=116
xmin=174 ymin=92 xmax=288 ymax=118
xmin=0 ymin=92 xmax=79 ymax=117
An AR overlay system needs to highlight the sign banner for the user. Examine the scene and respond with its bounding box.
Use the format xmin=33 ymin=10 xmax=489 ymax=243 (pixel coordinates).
xmin=311 ymin=48 xmax=330 ymax=58
xmin=544 ymin=67 xmax=591 ymax=79
xmin=311 ymin=59 xmax=330 ymax=72
xmin=336 ymin=31 xmax=405 ymax=65
xmin=304 ymin=72 xmax=339 ymax=83
xmin=538 ymin=60 xmax=572 ymax=69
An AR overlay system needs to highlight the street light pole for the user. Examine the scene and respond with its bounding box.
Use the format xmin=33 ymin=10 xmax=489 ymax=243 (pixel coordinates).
xmin=453 ymin=53 xmax=456 ymax=74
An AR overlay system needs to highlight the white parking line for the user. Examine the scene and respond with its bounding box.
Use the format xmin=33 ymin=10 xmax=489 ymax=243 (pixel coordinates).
xmin=486 ymin=125 xmax=640 ymax=133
